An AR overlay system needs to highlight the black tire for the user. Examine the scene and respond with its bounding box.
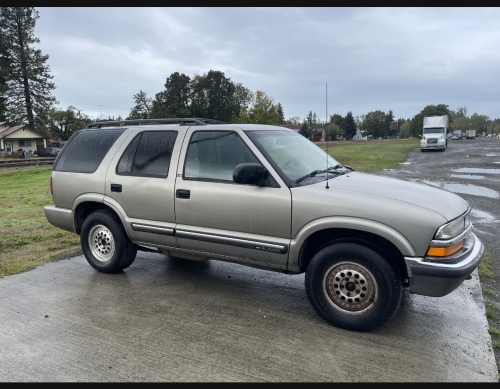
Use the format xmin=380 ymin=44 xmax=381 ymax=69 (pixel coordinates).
xmin=305 ymin=240 xmax=402 ymax=332
xmin=81 ymin=209 xmax=137 ymax=273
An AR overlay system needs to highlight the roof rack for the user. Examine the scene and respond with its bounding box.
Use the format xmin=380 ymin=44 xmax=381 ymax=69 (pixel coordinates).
xmin=85 ymin=118 xmax=226 ymax=129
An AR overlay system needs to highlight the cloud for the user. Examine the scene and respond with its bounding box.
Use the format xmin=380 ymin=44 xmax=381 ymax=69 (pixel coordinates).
xmin=35 ymin=7 xmax=500 ymax=121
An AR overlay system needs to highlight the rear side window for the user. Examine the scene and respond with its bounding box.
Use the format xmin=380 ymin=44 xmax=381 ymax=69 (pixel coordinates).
xmin=54 ymin=129 xmax=125 ymax=173
xmin=116 ymin=131 xmax=177 ymax=177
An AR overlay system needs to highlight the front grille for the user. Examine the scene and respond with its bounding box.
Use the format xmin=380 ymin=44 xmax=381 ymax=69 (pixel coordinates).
xmin=427 ymin=138 xmax=438 ymax=144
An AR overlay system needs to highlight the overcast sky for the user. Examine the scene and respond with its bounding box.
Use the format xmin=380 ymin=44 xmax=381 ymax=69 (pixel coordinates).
xmin=35 ymin=7 xmax=500 ymax=122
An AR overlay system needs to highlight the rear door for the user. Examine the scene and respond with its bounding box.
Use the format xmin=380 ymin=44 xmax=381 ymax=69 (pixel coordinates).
xmin=105 ymin=127 xmax=188 ymax=248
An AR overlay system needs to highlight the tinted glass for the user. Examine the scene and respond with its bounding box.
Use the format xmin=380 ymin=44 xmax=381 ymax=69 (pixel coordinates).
xmin=184 ymin=131 xmax=260 ymax=181
xmin=117 ymin=131 xmax=177 ymax=177
xmin=55 ymin=130 xmax=125 ymax=173
xmin=116 ymin=134 xmax=141 ymax=175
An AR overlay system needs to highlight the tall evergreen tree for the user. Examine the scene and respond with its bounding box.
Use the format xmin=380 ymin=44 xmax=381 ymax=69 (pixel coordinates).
xmin=344 ymin=111 xmax=357 ymax=139
xmin=0 ymin=26 xmax=10 ymax=122
xmin=0 ymin=7 xmax=58 ymax=129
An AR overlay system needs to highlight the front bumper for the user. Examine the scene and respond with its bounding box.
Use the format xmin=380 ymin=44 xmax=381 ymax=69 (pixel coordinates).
xmin=404 ymin=232 xmax=484 ymax=297
xmin=421 ymin=143 xmax=446 ymax=149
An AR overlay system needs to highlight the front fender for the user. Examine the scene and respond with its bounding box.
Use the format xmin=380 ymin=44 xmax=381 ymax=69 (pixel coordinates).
xmin=289 ymin=216 xmax=416 ymax=269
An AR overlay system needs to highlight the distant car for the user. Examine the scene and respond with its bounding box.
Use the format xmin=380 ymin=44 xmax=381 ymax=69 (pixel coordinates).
xmin=451 ymin=135 xmax=459 ymax=140
xmin=38 ymin=147 xmax=61 ymax=157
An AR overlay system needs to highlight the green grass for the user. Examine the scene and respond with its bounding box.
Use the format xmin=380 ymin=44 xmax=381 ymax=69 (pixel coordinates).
xmin=0 ymin=167 xmax=80 ymax=278
xmin=489 ymin=325 xmax=500 ymax=337
xmin=486 ymin=300 xmax=500 ymax=312
xmin=483 ymin=288 xmax=495 ymax=297
xmin=323 ymin=139 xmax=420 ymax=172
xmin=479 ymin=252 xmax=494 ymax=278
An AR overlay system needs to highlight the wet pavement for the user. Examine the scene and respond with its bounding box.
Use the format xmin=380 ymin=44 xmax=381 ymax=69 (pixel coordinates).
xmin=0 ymin=137 xmax=499 ymax=382
xmin=0 ymin=252 xmax=497 ymax=382
xmin=377 ymin=136 xmax=500 ymax=379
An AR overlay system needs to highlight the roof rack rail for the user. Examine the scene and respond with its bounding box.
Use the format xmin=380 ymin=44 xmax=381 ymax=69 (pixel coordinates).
xmin=85 ymin=118 xmax=226 ymax=129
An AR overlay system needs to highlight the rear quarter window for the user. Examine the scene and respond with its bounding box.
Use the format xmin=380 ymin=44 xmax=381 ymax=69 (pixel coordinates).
xmin=54 ymin=129 xmax=125 ymax=173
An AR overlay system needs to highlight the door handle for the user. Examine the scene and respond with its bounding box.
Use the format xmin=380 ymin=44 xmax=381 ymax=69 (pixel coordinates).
xmin=111 ymin=184 xmax=122 ymax=193
xmin=176 ymin=189 xmax=190 ymax=199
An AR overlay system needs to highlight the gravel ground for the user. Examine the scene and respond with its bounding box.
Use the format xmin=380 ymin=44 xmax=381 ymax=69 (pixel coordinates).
xmin=375 ymin=136 xmax=500 ymax=375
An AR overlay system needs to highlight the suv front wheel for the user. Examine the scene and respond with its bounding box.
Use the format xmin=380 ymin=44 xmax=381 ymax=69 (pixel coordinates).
xmin=305 ymin=240 xmax=402 ymax=332
xmin=81 ymin=209 xmax=137 ymax=273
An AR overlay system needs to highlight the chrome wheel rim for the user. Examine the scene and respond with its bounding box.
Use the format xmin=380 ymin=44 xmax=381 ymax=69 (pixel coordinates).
xmin=323 ymin=261 xmax=378 ymax=314
xmin=88 ymin=224 xmax=115 ymax=262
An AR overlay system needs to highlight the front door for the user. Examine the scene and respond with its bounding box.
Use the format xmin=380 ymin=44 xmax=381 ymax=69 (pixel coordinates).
xmin=36 ymin=139 xmax=45 ymax=152
xmin=174 ymin=127 xmax=292 ymax=270
xmin=4 ymin=141 xmax=12 ymax=153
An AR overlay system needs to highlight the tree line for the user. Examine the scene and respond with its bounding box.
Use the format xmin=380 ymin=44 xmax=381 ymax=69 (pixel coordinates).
xmin=1 ymin=7 xmax=498 ymax=144
xmin=292 ymin=104 xmax=499 ymax=140
xmin=126 ymin=71 xmax=284 ymax=125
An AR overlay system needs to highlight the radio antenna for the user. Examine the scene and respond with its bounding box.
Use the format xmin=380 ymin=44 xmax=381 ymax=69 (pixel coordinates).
xmin=325 ymin=83 xmax=329 ymax=189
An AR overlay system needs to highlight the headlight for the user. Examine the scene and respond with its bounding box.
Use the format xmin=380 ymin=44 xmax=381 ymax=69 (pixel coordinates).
xmin=435 ymin=215 xmax=467 ymax=240
xmin=426 ymin=213 xmax=471 ymax=257
xmin=439 ymin=139 xmax=445 ymax=143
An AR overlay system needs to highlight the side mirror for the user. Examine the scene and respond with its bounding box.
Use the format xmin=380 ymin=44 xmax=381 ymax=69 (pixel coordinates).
xmin=233 ymin=163 xmax=268 ymax=186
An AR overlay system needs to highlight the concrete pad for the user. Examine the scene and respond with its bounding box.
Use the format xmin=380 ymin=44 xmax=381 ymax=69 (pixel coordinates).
xmin=0 ymin=252 xmax=497 ymax=382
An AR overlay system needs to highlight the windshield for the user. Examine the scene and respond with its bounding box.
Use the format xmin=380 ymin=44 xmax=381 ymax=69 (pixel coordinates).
xmin=246 ymin=130 xmax=341 ymax=182
xmin=424 ymin=128 xmax=444 ymax=134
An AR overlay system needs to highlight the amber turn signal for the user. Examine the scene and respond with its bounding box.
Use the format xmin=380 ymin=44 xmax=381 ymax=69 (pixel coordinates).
xmin=426 ymin=241 xmax=464 ymax=257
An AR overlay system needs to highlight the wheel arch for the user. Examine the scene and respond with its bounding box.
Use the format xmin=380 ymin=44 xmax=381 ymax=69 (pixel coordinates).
xmin=291 ymin=218 xmax=416 ymax=282
xmin=73 ymin=194 xmax=129 ymax=236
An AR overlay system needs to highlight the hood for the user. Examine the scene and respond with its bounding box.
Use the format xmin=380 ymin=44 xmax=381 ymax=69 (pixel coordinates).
xmin=303 ymin=172 xmax=468 ymax=221
xmin=290 ymin=172 xmax=469 ymax=256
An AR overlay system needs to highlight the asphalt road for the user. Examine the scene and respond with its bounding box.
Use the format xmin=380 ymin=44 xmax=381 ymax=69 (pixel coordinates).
xmin=0 ymin=137 xmax=498 ymax=382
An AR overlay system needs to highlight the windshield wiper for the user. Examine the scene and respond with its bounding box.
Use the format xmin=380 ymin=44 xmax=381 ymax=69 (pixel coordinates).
xmin=295 ymin=167 xmax=342 ymax=184
xmin=327 ymin=163 xmax=355 ymax=172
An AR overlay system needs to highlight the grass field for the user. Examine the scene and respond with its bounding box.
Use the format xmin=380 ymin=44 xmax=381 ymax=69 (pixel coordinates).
xmin=323 ymin=138 xmax=420 ymax=172
xmin=0 ymin=167 xmax=80 ymax=278
xmin=0 ymin=138 xmax=420 ymax=278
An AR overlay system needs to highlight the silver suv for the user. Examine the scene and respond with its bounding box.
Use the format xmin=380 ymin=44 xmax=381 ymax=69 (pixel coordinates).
xmin=44 ymin=118 xmax=484 ymax=332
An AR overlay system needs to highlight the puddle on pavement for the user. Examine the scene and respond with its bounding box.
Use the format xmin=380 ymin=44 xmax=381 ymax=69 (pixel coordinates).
xmin=486 ymin=153 xmax=498 ymax=157
xmin=452 ymin=168 xmax=500 ymax=174
xmin=449 ymin=174 xmax=485 ymax=180
xmin=494 ymin=162 xmax=500 ymax=164
xmin=470 ymin=209 xmax=497 ymax=223
xmin=420 ymin=179 xmax=499 ymax=198
xmin=399 ymin=162 xmax=416 ymax=165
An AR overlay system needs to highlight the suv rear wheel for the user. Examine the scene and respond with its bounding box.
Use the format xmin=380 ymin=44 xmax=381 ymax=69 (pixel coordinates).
xmin=81 ymin=209 xmax=137 ymax=273
xmin=305 ymin=240 xmax=402 ymax=332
